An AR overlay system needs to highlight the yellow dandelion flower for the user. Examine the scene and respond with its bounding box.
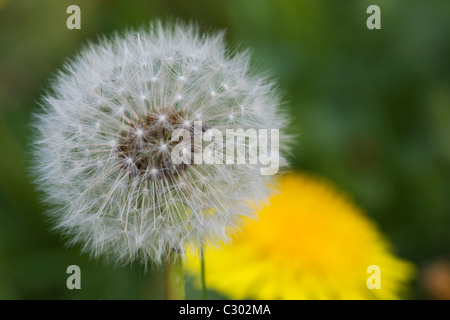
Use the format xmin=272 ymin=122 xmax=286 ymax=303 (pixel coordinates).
xmin=186 ymin=172 xmax=415 ymax=300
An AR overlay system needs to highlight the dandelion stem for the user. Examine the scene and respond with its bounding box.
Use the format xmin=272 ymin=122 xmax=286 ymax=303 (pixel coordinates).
xmin=201 ymin=246 xmax=207 ymax=300
xmin=165 ymin=248 xmax=185 ymax=300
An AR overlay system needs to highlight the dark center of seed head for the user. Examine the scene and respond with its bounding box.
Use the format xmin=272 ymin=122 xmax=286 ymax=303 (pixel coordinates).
xmin=117 ymin=111 xmax=200 ymax=180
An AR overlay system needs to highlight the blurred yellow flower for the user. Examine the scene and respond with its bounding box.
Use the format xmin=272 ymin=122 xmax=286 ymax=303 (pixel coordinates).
xmin=186 ymin=172 xmax=415 ymax=299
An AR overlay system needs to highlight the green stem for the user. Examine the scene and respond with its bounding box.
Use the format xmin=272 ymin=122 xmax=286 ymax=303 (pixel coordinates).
xmin=165 ymin=249 xmax=185 ymax=300
xmin=201 ymin=246 xmax=207 ymax=300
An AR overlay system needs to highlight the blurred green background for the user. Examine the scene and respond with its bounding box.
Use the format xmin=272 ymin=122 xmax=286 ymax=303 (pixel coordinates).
xmin=0 ymin=0 xmax=449 ymax=299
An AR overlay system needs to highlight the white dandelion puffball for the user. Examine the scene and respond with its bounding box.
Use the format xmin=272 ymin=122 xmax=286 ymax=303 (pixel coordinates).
xmin=32 ymin=21 xmax=288 ymax=265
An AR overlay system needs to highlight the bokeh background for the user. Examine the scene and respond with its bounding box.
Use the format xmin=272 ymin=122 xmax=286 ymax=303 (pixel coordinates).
xmin=0 ymin=0 xmax=449 ymax=299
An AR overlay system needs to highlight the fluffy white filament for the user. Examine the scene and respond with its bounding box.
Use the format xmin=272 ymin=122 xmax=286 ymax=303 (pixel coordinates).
xmin=32 ymin=21 xmax=288 ymax=265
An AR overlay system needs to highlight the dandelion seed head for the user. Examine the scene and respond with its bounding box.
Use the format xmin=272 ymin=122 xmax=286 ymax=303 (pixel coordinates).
xmin=32 ymin=21 xmax=289 ymax=265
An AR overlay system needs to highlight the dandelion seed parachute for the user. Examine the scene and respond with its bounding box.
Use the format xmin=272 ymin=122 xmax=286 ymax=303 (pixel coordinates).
xmin=32 ymin=21 xmax=288 ymax=265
